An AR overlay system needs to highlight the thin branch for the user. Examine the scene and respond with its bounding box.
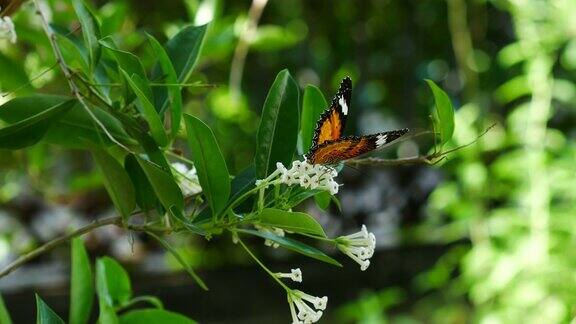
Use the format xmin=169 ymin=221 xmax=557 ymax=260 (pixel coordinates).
xmin=346 ymin=156 xmax=434 ymax=168
xmin=32 ymin=0 xmax=132 ymax=153
xmin=347 ymin=124 xmax=496 ymax=168
xmin=229 ymin=0 xmax=269 ymax=99
xmin=0 ymin=216 xmax=121 ymax=279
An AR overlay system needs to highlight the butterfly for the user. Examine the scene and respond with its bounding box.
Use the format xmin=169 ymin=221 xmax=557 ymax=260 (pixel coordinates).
xmin=305 ymin=77 xmax=409 ymax=165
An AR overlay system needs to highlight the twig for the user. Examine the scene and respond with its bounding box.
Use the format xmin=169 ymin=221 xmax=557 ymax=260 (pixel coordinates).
xmin=229 ymin=0 xmax=269 ymax=100
xmin=0 ymin=216 xmax=121 ymax=279
xmin=32 ymin=0 xmax=132 ymax=153
xmin=346 ymin=156 xmax=434 ymax=167
xmin=347 ymin=124 xmax=496 ymax=168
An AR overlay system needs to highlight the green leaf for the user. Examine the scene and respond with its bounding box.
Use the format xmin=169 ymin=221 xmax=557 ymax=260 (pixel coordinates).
xmin=100 ymin=39 xmax=147 ymax=80
xmin=124 ymin=154 xmax=157 ymax=211
xmin=36 ymin=295 xmax=65 ymax=324
xmin=69 ymin=238 xmax=94 ymax=324
xmin=96 ymin=257 xmax=132 ymax=308
xmin=0 ymin=95 xmax=132 ymax=148
xmin=425 ymin=80 xmax=455 ymax=146
xmin=119 ymin=309 xmax=196 ymax=324
xmin=227 ymin=165 xmax=256 ymax=213
xmin=314 ymin=191 xmax=331 ymax=210
xmin=255 ymin=69 xmax=300 ymax=179
xmin=72 ymin=0 xmax=101 ymax=70
xmin=154 ymin=24 xmax=207 ymax=113
xmin=300 ymin=85 xmax=327 ymax=153
xmin=121 ymin=69 xmax=168 ymax=146
xmin=258 ymin=208 xmax=326 ymax=237
xmin=237 ymin=229 xmax=341 ymax=267
xmin=147 ymin=34 xmax=183 ymax=138
xmin=0 ymin=99 xmax=75 ymax=149
xmin=51 ymin=24 xmax=90 ymax=73
xmin=146 ymin=230 xmax=208 ymax=291
xmin=135 ymin=156 xmax=184 ymax=211
xmin=0 ymin=294 xmax=13 ymax=324
xmin=184 ymin=114 xmax=230 ymax=216
xmin=92 ymin=150 xmax=136 ymax=220
xmin=165 ymin=24 xmax=207 ymax=83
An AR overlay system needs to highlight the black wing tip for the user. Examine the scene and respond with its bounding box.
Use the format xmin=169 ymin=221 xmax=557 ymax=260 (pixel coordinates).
xmin=339 ymin=76 xmax=352 ymax=92
xmin=377 ymin=128 xmax=410 ymax=145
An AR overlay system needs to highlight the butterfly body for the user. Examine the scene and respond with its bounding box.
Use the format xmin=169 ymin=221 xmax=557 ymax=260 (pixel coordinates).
xmin=306 ymin=77 xmax=408 ymax=165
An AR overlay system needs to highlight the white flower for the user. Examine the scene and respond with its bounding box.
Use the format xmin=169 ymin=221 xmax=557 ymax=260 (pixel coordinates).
xmin=336 ymin=225 xmax=376 ymax=271
xmin=255 ymin=224 xmax=284 ymax=248
xmin=287 ymin=290 xmax=327 ymax=323
xmin=276 ymin=268 xmax=302 ymax=282
xmin=261 ymin=160 xmax=340 ymax=195
xmin=0 ymin=15 xmax=16 ymax=43
xmin=171 ymin=162 xmax=202 ymax=196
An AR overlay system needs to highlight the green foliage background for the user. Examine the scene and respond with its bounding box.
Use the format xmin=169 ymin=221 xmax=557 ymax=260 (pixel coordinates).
xmin=0 ymin=0 xmax=575 ymax=323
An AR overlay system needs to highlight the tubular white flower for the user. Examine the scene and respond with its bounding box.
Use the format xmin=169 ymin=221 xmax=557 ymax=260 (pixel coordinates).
xmin=171 ymin=162 xmax=202 ymax=196
xmin=259 ymin=160 xmax=340 ymax=195
xmin=0 ymin=15 xmax=17 ymax=43
xmin=287 ymin=290 xmax=327 ymax=323
xmin=276 ymin=268 xmax=302 ymax=282
xmin=254 ymin=224 xmax=284 ymax=248
xmin=336 ymin=225 xmax=376 ymax=271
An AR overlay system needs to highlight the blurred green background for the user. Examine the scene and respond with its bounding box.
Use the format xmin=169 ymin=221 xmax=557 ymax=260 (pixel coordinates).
xmin=1 ymin=0 xmax=576 ymax=323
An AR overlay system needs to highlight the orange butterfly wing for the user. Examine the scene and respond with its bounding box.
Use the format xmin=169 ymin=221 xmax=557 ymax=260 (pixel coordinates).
xmin=306 ymin=129 xmax=409 ymax=165
xmin=311 ymin=77 xmax=351 ymax=146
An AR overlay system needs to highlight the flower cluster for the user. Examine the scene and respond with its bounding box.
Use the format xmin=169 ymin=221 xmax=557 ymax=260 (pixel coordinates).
xmin=171 ymin=162 xmax=202 ymax=196
xmin=276 ymin=268 xmax=302 ymax=282
xmin=288 ymin=290 xmax=328 ymax=323
xmin=0 ymin=14 xmax=16 ymax=43
xmin=335 ymin=225 xmax=376 ymax=271
xmin=265 ymin=160 xmax=339 ymax=195
xmin=254 ymin=224 xmax=284 ymax=248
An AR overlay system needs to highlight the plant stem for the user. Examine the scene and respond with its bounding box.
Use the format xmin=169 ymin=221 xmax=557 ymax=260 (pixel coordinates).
xmin=235 ymin=233 xmax=289 ymax=291
xmin=0 ymin=216 xmax=121 ymax=279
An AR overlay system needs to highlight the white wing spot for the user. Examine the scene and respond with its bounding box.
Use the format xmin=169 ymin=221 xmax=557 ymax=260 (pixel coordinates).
xmin=338 ymin=96 xmax=348 ymax=115
xmin=376 ymin=134 xmax=387 ymax=147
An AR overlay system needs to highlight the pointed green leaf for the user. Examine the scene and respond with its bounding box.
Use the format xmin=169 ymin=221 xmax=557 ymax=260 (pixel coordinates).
xmin=255 ymin=69 xmax=300 ymax=178
xmin=72 ymin=0 xmax=101 ymax=69
xmin=184 ymin=114 xmax=230 ymax=216
xmin=135 ymin=156 xmax=184 ymax=211
xmin=258 ymin=208 xmax=326 ymax=237
xmin=0 ymin=294 xmax=12 ymax=324
xmin=301 ymin=85 xmax=327 ymax=153
xmin=36 ymin=295 xmax=65 ymax=324
xmin=69 ymin=238 xmax=94 ymax=324
xmin=96 ymin=257 xmax=132 ymax=307
xmin=92 ymin=150 xmax=136 ymax=220
xmin=0 ymin=95 xmax=132 ymax=148
xmin=237 ymin=229 xmax=341 ymax=267
xmin=121 ymin=69 xmax=168 ymax=146
xmin=147 ymin=34 xmax=183 ymax=138
xmin=100 ymin=40 xmax=146 ymax=80
xmin=154 ymin=24 xmax=207 ymax=113
xmin=425 ymin=80 xmax=455 ymax=146
xmin=119 ymin=309 xmax=196 ymax=324
xmin=0 ymin=99 xmax=75 ymax=149
xmin=124 ymin=154 xmax=157 ymax=211
xmin=165 ymin=24 xmax=207 ymax=83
